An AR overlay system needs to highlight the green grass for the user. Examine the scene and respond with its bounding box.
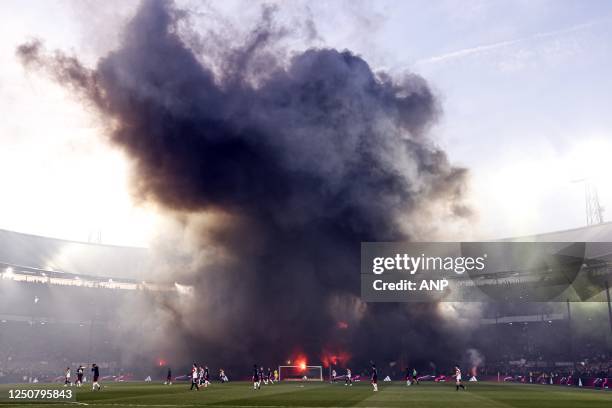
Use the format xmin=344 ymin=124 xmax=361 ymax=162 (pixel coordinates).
xmin=0 ymin=381 xmax=610 ymax=408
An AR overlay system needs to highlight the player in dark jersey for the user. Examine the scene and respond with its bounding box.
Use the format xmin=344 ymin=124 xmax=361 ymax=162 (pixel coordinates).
xmin=405 ymin=367 xmax=411 ymax=386
xmin=165 ymin=368 xmax=172 ymax=385
xmin=91 ymin=364 xmax=101 ymax=391
xmin=76 ymin=365 xmax=84 ymax=387
xmin=204 ymin=366 xmax=210 ymax=388
xmin=252 ymin=365 xmax=261 ymax=390
xmin=267 ymin=368 xmax=274 ymax=384
xmin=371 ymin=363 xmax=378 ymax=392
xmin=412 ymin=368 xmax=419 ymax=385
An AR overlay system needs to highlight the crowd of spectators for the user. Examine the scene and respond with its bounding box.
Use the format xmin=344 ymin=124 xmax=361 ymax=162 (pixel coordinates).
xmin=478 ymin=353 xmax=611 ymax=388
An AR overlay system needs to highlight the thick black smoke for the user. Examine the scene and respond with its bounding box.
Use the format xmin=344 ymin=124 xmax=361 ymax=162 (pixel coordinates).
xmin=17 ymin=0 xmax=472 ymax=371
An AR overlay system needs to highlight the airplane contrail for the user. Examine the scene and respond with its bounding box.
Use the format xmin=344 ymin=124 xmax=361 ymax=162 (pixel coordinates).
xmin=415 ymin=18 xmax=607 ymax=65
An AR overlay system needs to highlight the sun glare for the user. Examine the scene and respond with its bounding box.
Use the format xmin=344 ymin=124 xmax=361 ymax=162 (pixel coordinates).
xmin=0 ymin=76 xmax=159 ymax=247
xmin=471 ymin=136 xmax=612 ymax=239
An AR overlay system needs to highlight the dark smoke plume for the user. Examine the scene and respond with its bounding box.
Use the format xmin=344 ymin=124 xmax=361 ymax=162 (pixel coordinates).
xmin=17 ymin=0 xmax=472 ymax=371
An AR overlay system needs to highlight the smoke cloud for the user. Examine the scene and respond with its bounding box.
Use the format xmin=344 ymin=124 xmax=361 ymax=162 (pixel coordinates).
xmin=17 ymin=0 xmax=472 ymax=372
xmin=464 ymin=348 xmax=485 ymax=376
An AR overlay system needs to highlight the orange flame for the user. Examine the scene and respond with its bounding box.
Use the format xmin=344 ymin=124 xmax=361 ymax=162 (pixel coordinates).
xmin=321 ymin=349 xmax=351 ymax=368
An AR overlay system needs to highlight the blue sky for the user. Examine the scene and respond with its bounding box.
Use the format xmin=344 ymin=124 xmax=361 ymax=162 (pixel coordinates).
xmin=1 ymin=0 xmax=611 ymax=245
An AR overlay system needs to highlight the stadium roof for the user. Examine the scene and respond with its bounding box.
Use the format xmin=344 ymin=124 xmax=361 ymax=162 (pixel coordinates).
xmin=2 ymin=222 xmax=612 ymax=282
xmin=0 ymin=228 xmax=149 ymax=280
xmin=500 ymin=221 xmax=612 ymax=261
xmin=501 ymin=221 xmax=612 ymax=242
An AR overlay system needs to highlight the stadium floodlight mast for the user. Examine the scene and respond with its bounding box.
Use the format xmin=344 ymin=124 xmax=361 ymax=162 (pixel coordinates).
xmin=278 ymin=365 xmax=323 ymax=381
xmin=572 ymin=178 xmax=605 ymax=226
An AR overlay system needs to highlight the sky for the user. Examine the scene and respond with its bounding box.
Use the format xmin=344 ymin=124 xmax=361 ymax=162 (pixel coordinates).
xmin=1 ymin=0 xmax=612 ymax=246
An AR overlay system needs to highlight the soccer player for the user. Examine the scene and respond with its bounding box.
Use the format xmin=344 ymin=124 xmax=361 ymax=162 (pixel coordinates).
xmin=64 ymin=367 xmax=71 ymax=387
xmin=76 ymin=365 xmax=84 ymax=387
xmin=331 ymin=369 xmax=337 ymax=383
xmin=204 ymin=366 xmax=210 ymax=387
xmin=405 ymin=368 xmax=411 ymax=386
xmin=267 ymin=368 xmax=274 ymax=384
xmin=345 ymin=368 xmax=352 ymax=386
xmin=412 ymin=368 xmax=419 ymax=385
xmin=91 ymin=364 xmax=101 ymax=391
xmin=198 ymin=365 xmax=204 ymax=387
xmin=190 ymin=363 xmax=200 ymax=391
xmin=259 ymin=366 xmax=265 ymax=385
xmin=371 ymin=363 xmax=378 ymax=392
xmin=165 ymin=368 xmax=172 ymax=385
xmin=273 ymin=369 xmax=279 ymax=382
xmin=219 ymin=369 xmax=228 ymax=383
xmin=454 ymin=366 xmax=466 ymax=391
xmin=253 ymin=364 xmax=261 ymax=390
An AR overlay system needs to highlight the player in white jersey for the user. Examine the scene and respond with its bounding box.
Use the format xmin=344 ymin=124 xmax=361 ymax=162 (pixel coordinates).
xmin=220 ymin=369 xmax=229 ymax=383
xmin=198 ymin=366 xmax=204 ymax=387
xmin=64 ymin=367 xmax=71 ymax=386
xmin=331 ymin=369 xmax=337 ymax=383
xmin=190 ymin=363 xmax=200 ymax=390
xmin=345 ymin=368 xmax=352 ymax=386
xmin=454 ymin=366 xmax=466 ymax=391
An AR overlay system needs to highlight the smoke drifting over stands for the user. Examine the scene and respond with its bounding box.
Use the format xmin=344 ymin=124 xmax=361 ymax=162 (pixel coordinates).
xmin=16 ymin=0 xmax=473 ymax=370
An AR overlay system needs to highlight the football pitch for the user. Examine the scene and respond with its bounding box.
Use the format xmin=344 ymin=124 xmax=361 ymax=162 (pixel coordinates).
xmin=0 ymin=381 xmax=610 ymax=408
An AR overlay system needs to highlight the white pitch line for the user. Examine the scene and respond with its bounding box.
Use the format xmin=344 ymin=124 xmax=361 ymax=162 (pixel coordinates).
xmin=86 ymin=405 xmax=392 ymax=408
